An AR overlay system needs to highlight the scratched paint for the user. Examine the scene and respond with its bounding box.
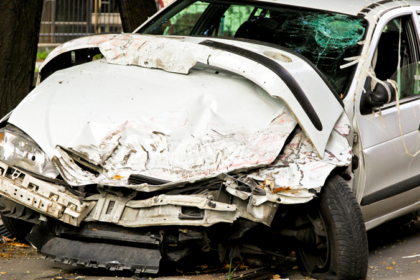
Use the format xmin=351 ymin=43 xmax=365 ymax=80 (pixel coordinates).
xmin=58 ymin=107 xmax=298 ymax=185
xmin=38 ymin=34 xmax=344 ymax=157
xmin=55 ymin=110 xmax=352 ymax=204
xmin=21 ymin=33 xmax=351 ymax=203
xmin=247 ymin=112 xmax=352 ymax=192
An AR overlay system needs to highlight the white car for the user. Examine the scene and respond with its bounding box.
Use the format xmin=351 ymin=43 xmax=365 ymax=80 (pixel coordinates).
xmin=1 ymin=0 xmax=419 ymax=279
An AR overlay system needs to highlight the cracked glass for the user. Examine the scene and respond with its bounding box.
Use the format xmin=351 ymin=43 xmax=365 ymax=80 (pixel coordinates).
xmin=139 ymin=1 xmax=367 ymax=96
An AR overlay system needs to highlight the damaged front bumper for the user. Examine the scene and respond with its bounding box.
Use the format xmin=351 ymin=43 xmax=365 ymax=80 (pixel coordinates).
xmin=0 ymin=161 xmax=315 ymax=229
xmin=0 ymin=160 xmax=314 ymax=273
xmin=0 ymin=34 xmax=355 ymax=273
xmin=0 ymin=109 xmax=352 ymax=274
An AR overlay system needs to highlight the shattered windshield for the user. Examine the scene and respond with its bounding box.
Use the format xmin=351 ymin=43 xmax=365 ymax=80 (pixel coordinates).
xmin=138 ymin=0 xmax=367 ymax=95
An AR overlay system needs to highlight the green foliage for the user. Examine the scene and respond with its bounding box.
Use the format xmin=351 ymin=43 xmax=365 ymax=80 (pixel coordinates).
xmin=92 ymin=54 xmax=103 ymax=61
xmin=227 ymin=259 xmax=240 ymax=280
xmin=37 ymin=51 xmax=49 ymax=61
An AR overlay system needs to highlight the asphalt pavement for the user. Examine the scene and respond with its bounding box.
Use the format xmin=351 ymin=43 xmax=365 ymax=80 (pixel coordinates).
xmin=2 ymin=218 xmax=420 ymax=280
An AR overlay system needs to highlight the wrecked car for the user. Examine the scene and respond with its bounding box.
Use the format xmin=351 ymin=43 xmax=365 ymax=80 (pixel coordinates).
xmin=1 ymin=0 xmax=420 ymax=279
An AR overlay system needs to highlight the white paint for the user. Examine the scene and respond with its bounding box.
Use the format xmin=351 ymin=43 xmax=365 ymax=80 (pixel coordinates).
xmin=248 ymin=112 xmax=352 ymax=191
xmin=7 ymin=33 xmax=353 ymax=208
xmin=39 ymin=34 xmax=344 ymax=157
xmin=11 ymin=60 xmax=297 ymax=185
xmin=0 ymin=162 xmax=95 ymax=227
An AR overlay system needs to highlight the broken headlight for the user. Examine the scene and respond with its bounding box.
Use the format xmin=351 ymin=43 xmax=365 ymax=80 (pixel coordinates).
xmin=0 ymin=125 xmax=58 ymax=178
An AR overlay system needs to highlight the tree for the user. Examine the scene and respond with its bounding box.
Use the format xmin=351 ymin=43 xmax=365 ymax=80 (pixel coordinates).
xmin=0 ymin=0 xmax=44 ymax=119
xmin=117 ymin=0 xmax=157 ymax=33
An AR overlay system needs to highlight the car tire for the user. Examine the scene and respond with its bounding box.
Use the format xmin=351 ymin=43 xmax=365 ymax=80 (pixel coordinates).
xmin=299 ymin=175 xmax=368 ymax=280
xmin=0 ymin=213 xmax=34 ymax=241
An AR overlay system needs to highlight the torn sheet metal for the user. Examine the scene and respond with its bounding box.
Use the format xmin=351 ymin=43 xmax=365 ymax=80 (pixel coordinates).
xmin=0 ymin=109 xmax=351 ymax=229
xmin=98 ymin=34 xmax=344 ymax=157
xmin=0 ymin=162 xmax=95 ymax=227
xmin=13 ymin=59 xmax=298 ymax=186
xmin=126 ymin=195 xmax=237 ymax=211
xmin=34 ymin=34 xmax=344 ymax=158
xmin=39 ymin=34 xmax=119 ymax=72
xmin=247 ymin=112 xmax=352 ymax=192
xmin=86 ymin=192 xmax=240 ymax=227
xmin=9 ymin=34 xmax=350 ymax=206
xmin=58 ymin=108 xmax=297 ymax=185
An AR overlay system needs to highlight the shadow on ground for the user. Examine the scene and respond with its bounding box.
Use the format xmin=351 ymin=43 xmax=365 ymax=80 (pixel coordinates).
xmin=2 ymin=213 xmax=420 ymax=280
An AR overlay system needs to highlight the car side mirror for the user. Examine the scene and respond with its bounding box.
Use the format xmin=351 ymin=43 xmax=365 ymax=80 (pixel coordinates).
xmin=360 ymin=77 xmax=397 ymax=115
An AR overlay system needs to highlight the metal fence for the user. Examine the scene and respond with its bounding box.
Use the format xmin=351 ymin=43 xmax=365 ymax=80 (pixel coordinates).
xmin=39 ymin=0 xmax=123 ymax=46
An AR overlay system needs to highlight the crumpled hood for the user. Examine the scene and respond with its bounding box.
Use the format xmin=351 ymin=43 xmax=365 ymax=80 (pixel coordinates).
xmin=9 ymin=60 xmax=297 ymax=184
xmin=8 ymin=34 xmax=348 ymax=188
xmin=37 ymin=34 xmax=345 ymax=157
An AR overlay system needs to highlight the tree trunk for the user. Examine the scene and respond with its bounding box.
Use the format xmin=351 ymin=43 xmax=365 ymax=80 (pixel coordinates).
xmin=117 ymin=0 xmax=157 ymax=33
xmin=0 ymin=0 xmax=44 ymax=119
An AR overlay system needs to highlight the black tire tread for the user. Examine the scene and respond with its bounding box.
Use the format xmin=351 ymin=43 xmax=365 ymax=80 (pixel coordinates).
xmin=0 ymin=224 xmax=12 ymax=239
xmin=322 ymin=175 xmax=368 ymax=280
xmin=0 ymin=213 xmax=33 ymax=241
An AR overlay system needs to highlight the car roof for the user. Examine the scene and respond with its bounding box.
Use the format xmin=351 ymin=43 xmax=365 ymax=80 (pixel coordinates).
xmin=238 ymin=0 xmax=419 ymax=16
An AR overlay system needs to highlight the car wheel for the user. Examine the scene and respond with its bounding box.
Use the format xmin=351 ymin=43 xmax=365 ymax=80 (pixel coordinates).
xmin=299 ymin=175 xmax=368 ymax=280
xmin=0 ymin=213 xmax=34 ymax=242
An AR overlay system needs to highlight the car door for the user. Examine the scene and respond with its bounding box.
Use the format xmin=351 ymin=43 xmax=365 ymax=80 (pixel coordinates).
xmin=356 ymin=9 xmax=420 ymax=222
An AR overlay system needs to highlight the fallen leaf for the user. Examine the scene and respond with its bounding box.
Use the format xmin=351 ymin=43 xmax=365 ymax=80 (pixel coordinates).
xmin=0 ymin=272 xmax=6 ymax=274
xmin=196 ymin=264 xmax=208 ymax=269
xmin=273 ymin=275 xmax=281 ymax=279
xmin=3 ymin=236 xmax=13 ymax=242
xmin=392 ymin=262 xmax=396 ymax=265
xmin=113 ymin=175 xmax=125 ymax=180
xmin=10 ymin=242 xmax=30 ymax=247
xmin=386 ymin=267 xmax=394 ymax=269
xmin=292 ymin=265 xmax=299 ymax=269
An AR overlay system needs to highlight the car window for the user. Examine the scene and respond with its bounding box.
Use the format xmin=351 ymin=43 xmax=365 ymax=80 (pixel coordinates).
xmin=139 ymin=1 xmax=367 ymax=96
xmin=390 ymin=63 xmax=420 ymax=99
xmin=212 ymin=5 xmax=255 ymax=37
xmin=373 ymin=15 xmax=420 ymax=100
xmin=148 ymin=1 xmax=210 ymax=36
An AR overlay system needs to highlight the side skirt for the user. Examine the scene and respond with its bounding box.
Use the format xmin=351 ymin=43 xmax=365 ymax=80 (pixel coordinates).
xmin=365 ymin=201 xmax=420 ymax=231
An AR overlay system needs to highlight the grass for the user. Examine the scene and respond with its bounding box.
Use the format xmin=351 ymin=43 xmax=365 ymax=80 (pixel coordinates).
xmin=227 ymin=259 xmax=240 ymax=280
xmin=36 ymin=51 xmax=49 ymax=61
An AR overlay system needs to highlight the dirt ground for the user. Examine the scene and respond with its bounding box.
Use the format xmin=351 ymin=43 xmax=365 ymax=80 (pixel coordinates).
xmin=2 ymin=218 xmax=420 ymax=280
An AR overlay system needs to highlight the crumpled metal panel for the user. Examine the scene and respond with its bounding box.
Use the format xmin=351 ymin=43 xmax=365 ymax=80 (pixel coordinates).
xmin=0 ymin=162 xmax=96 ymax=227
xmin=34 ymin=34 xmax=344 ymax=157
xmin=67 ymin=108 xmax=296 ymax=185
xmin=8 ymin=33 xmax=352 ymax=213
xmin=12 ymin=59 xmax=298 ymax=186
xmin=39 ymin=34 xmax=118 ymax=72
xmin=247 ymin=112 xmax=352 ymax=192
xmin=126 ymin=194 xmax=236 ymax=211
xmin=98 ymin=35 xmax=344 ymax=157
xmin=84 ymin=192 xmax=240 ymax=227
